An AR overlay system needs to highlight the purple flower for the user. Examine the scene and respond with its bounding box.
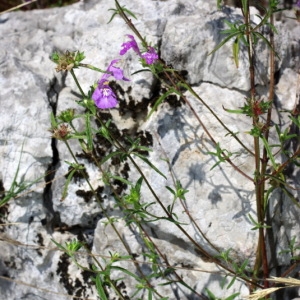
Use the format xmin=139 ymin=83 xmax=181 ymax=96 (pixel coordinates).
xmin=120 ymin=35 xmax=141 ymax=56
xmin=296 ymin=0 xmax=300 ymax=8
xmin=141 ymin=47 xmax=159 ymax=65
xmin=92 ymin=59 xmax=129 ymax=109
xmin=92 ymin=80 xmax=118 ymax=109
xmin=104 ymin=59 xmax=129 ymax=81
xmin=120 ymin=35 xmax=158 ymax=65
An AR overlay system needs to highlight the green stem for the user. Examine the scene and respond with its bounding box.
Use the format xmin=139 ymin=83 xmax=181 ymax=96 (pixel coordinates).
xmin=115 ymin=0 xmax=254 ymax=182
xmin=63 ymin=141 xmax=131 ymax=300
xmin=111 ymin=132 xmax=261 ymax=287
xmin=259 ymin=11 xmax=276 ymax=287
xmin=182 ymin=82 xmax=255 ymax=157
xmin=241 ymin=0 xmax=268 ymax=282
xmin=64 ymin=136 xmax=167 ymax=298
xmin=113 ymin=0 xmax=265 ymax=288
xmin=79 ymin=63 xmax=107 ymax=74
xmin=115 ymin=0 xmax=145 ymax=44
xmin=70 ymin=69 xmax=86 ymax=98
xmin=95 ymin=114 xmax=245 ymax=282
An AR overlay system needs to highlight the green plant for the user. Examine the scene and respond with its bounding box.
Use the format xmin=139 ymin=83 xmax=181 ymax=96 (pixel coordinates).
xmin=45 ymin=0 xmax=300 ymax=298
xmin=0 ymin=143 xmax=44 ymax=209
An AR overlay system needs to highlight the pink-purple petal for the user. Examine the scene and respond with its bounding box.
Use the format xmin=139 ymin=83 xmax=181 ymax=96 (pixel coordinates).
xmin=120 ymin=35 xmax=141 ymax=56
xmin=92 ymin=84 xmax=118 ymax=109
xmin=106 ymin=59 xmax=129 ymax=81
xmin=141 ymin=47 xmax=159 ymax=65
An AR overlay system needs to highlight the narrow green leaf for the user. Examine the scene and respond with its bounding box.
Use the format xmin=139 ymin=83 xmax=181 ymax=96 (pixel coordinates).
xmin=240 ymin=259 xmax=249 ymax=270
xmin=110 ymin=266 xmax=141 ymax=282
xmin=134 ymin=145 xmax=153 ymax=152
xmin=223 ymin=19 xmax=238 ymax=30
xmin=205 ymin=288 xmax=217 ymax=300
xmin=107 ymin=10 xmax=118 ymax=24
xmin=165 ymin=186 xmax=176 ymax=196
xmin=101 ymin=151 xmax=124 ymax=164
xmin=227 ymin=276 xmax=236 ymax=289
xmin=68 ymin=133 xmax=88 ymax=140
xmin=208 ymin=32 xmax=240 ymax=56
xmin=222 ymin=105 xmax=244 ymax=114
xmin=225 ymin=293 xmax=240 ymax=300
xmin=0 ymin=142 xmax=44 ymax=207
xmin=282 ymin=186 xmax=300 ymax=208
xmin=95 ymin=274 xmax=109 ymax=300
xmin=252 ymin=32 xmax=280 ymax=59
xmin=133 ymin=153 xmax=167 ymax=179
xmin=260 ymin=135 xmax=278 ymax=170
xmin=122 ymin=7 xmax=137 ymax=19
xmin=108 ymin=175 xmax=133 ymax=187
xmin=61 ymin=168 xmax=77 ymax=200
xmin=241 ymin=0 xmax=248 ymax=15
xmin=51 ymin=239 xmax=67 ymax=252
xmin=147 ymin=88 xmax=176 ymax=120
xmin=50 ymin=111 xmax=58 ymax=128
xmin=135 ymin=177 xmax=143 ymax=192
xmin=248 ymin=213 xmax=258 ymax=228
xmin=147 ymin=289 xmax=153 ymax=300
xmin=85 ymin=114 xmax=93 ymax=151
xmin=290 ymin=115 xmax=300 ymax=128
xmin=233 ymin=37 xmax=240 ymax=68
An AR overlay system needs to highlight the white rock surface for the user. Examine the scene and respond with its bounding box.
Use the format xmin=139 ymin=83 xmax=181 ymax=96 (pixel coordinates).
xmin=0 ymin=0 xmax=299 ymax=299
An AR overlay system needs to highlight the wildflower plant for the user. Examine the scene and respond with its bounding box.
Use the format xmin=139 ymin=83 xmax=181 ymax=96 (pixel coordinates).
xmin=120 ymin=34 xmax=159 ymax=65
xmin=92 ymin=59 xmax=129 ymax=109
xmin=47 ymin=0 xmax=300 ymax=299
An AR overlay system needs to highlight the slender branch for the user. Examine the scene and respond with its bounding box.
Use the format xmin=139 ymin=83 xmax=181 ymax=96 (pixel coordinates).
xmin=70 ymin=69 xmax=86 ymax=98
xmin=115 ymin=0 xmax=254 ymax=159
xmin=240 ymin=0 xmax=268 ymax=284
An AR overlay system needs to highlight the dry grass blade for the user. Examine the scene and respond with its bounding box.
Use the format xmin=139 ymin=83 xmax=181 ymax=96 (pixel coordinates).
xmin=267 ymin=276 xmax=300 ymax=286
xmin=0 ymin=0 xmax=37 ymax=15
xmin=246 ymin=276 xmax=300 ymax=299
xmin=245 ymin=287 xmax=282 ymax=300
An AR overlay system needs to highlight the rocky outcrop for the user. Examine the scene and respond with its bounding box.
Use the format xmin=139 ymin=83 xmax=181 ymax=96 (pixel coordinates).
xmin=0 ymin=0 xmax=299 ymax=299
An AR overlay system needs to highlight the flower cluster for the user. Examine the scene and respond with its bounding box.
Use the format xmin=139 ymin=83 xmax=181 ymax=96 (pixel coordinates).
xmin=92 ymin=59 xmax=129 ymax=109
xmin=92 ymin=35 xmax=158 ymax=109
xmin=52 ymin=50 xmax=85 ymax=72
xmin=50 ymin=124 xmax=72 ymax=140
xmin=120 ymin=35 xmax=159 ymax=65
xmin=240 ymin=99 xmax=271 ymax=118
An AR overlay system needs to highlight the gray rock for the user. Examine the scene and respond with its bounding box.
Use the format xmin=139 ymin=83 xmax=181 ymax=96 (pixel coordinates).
xmin=0 ymin=0 xmax=299 ymax=299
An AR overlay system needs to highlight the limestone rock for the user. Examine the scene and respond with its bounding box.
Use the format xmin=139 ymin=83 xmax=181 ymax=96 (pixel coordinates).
xmin=0 ymin=0 xmax=299 ymax=299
